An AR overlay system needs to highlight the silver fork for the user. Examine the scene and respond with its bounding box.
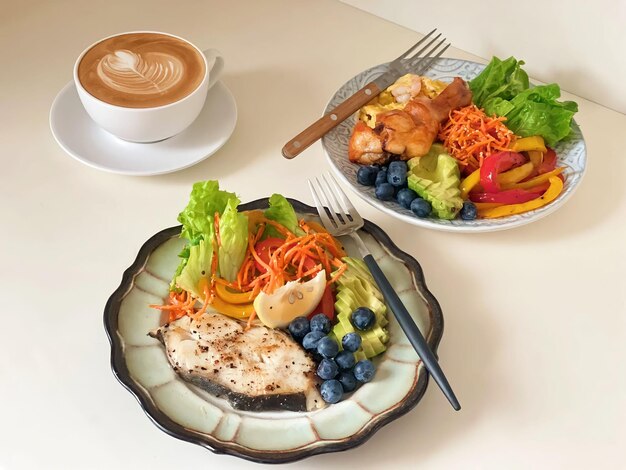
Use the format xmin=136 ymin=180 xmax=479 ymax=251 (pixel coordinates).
xmin=308 ymin=173 xmax=460 ymax=411
xmin=283 ymin=28 xmax=450 ymax=159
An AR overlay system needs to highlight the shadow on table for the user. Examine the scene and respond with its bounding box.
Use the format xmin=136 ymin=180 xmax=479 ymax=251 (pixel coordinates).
xmin=284 ymin=240 xmax=508 ymax=469
xmin=150 ymin=65 xmax=321 ymax=184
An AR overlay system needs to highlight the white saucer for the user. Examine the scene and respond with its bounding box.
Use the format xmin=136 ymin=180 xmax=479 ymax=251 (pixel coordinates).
xmin=49 ymin=81 xmax=237 ymax=176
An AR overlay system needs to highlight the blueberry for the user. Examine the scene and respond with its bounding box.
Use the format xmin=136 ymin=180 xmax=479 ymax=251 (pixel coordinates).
xmin=337 ymin=370 xmax=357 ymax=392
xmin=353 ymin=359 xmax=376 ymax=383
xmin=396 ymin=188 xmax=418 ymax=209
xmin=375 ymin=169 xmax=388 ymax=187
xmin=356 ymin=166 xmax=379 ymax=186
xmin=375 ymin=183 xmax=395 ymax=201
xmin=335 ymin=350 xmax=356 ymax=370
xmin=320 ymin=379 xmax=343 ymax=404
xmin=341 ymin=332 xmax=362 ymax=352
xmin=387 ymin=161 xmax=408 ymax=187
xmin=309 ymin=313 xmax=331 ymax=334
xmin=316 ymin=336 xmax=339 ymax=358
xmin=350 ymin=307 xmax=376 ymax=331
xmin=317 ymin=358 xmax=339 ymax=380
xmin=288 ymin=316 xmax=310 ymax=342
xmin=410 ymin=198 xmax=432 ymax=218
xmin=460 ymin=201 xmax=477 ymax=220
xmin=302 ymin=330 xmax=325 ymax=351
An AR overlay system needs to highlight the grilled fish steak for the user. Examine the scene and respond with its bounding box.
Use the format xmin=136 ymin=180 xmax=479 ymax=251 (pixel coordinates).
xmin=149 ymin=313 xmax=322 ymax=412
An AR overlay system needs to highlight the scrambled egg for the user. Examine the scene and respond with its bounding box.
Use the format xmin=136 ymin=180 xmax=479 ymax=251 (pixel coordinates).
xmin=358 ymin=74 xmax=448 ymax=128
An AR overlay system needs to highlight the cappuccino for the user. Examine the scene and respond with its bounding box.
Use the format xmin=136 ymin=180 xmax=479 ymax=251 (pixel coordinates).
xmin=77 ymin=32 xmax=206 ymax=108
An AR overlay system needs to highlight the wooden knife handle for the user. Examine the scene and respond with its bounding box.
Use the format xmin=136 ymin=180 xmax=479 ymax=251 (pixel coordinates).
xmin=282 ymin=82 xmax=382 ymax=159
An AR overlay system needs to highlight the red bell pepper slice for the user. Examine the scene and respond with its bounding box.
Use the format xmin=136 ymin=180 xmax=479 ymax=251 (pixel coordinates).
xmin=520 ymin=147 xmax=566 ymax=183
xmin=537 ymin=148 xmax=557 ymax=174
xmin=480 ymin=151 xmax=527 ymax=193
xmin=470 ymin=184 xmax=548 ymax=204
xmin=308 ymin=285 xmax=336 ymax=321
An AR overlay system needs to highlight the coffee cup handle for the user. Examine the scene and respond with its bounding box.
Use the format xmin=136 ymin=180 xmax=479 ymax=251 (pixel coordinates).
xmin=203 ymin=49 xmax=224 ymax=90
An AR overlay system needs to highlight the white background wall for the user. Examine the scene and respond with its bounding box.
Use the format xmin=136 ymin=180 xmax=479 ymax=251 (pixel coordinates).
xmin=341 ymin=0 xmax=626 ymax=115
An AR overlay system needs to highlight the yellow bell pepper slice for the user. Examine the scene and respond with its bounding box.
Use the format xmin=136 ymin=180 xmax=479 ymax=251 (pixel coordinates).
xmin=209 ymin=296 xmax=254 ymax=319
xmin=527 ymin=150 xmax=543 ymax=168
xmin=215 ymin=282 xmax=256 ymax=304
xmin=305 ymin=219 xmax=330 ymax=235
xmin=245 ymin=210 xmax=265 ymax=234
xmin=497 ymin=162 xmax=534 ymax=186
xmin=473 ymin=202 xmax=504 ymax=210
xmin=511 ymin=136 xmax=547 ymax=153
xmin=503 ymin=167 xmax=565 ymax=190
xmin=460 ymin=169 xmax=480 ymax=199
xmin=478 ymin=176 xmax=563 ymax=219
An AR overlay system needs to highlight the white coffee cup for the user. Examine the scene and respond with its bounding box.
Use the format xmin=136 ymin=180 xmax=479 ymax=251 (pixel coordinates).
xmin=73 ymin=31 xmax=224 ymax=143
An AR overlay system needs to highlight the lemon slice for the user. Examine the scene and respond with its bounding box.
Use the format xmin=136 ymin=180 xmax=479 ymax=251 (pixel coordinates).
xmin=253 ymin=270 xmax=326 ymax=328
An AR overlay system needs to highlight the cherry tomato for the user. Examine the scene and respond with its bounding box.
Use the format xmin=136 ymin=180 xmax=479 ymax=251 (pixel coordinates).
xmin=254 ymin=237 xmax=285 ymax=273
xmin=308 ymin=285 xmax=336 ymax=321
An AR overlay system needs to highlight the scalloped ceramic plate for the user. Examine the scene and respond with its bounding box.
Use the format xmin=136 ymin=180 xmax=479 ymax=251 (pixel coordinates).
xmin=104 ymin=198 xmax=444 ymax=463
xmin=322 ymin=58 xmax=587 ymax=233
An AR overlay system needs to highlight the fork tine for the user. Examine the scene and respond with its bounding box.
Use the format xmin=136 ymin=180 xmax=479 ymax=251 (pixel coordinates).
xmin=402 ymin=32 xmax=442 ymax=63
xmin=314 ymin=177 xmax=343 ymax=227
xmin=395 ymin=28 xmax=437 ymax=61
xmin=317 ymin=176 xmax=346 ymax=225
xmin=413 ymin=43 xmax=450 ymax=75
xmin=320 ymin=174 xmax=349 ymax=224
xmin=325 ymin=173 xmax=364 ymax=226
xmin=308 ymin=179 xmax=337 ymax=229
xmin=407 ymin=38 xmax=449 ymax=71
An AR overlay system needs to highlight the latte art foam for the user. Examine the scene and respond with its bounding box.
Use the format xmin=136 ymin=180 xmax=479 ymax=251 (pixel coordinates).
xmin=97 ymin=50 xmax=185 ymax=95
xmin=78 ymin=33 xmax=205 ymax=108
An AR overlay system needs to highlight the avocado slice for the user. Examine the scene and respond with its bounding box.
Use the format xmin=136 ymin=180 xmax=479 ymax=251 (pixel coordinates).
xmin=407 ymin=144 xmax=463 ymax=220
xmin=330 ymin=257 xmax=389 ymax=359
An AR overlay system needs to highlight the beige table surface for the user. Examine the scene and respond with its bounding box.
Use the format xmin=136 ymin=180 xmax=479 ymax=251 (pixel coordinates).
xmin=1 ymin=0 xmax=625 ymax=468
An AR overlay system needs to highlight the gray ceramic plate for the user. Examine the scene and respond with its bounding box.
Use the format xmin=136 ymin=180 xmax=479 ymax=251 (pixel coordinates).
xmin=104 ymin=198 xmax=444 ymax=463
xmin=322 ymin=58 xmax=587 ymax=233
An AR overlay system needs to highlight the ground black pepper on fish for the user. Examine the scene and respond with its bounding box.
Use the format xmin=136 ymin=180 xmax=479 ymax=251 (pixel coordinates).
xmin=149 ymin=313 xmax=322 ymax=412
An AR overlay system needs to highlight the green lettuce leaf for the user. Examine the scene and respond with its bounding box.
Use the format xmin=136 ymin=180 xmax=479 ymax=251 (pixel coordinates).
xmin=469 ymin=56 xmax=578 ymax=146
xmin=470 ymin=56 xmax=529 ymax=110
xmin=171 ymin=180 xmax=243 ymax=291
xmin=263 ymin=194 xmax=305 ymax=238
xmin=176 ymin=239 xmax=213 ymax=298
xmin=218 ymin=198 xmax=249 ymax=282
xmin=177 ymin=180 xmax=237 ymax=242
xmin=504 ymin=84 xmax=578 ymax=146
xmin=483 ymin=96 xmax=515 ymax=117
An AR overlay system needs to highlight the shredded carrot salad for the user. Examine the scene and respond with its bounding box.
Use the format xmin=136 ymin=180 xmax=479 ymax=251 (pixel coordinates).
xmin=438 ymin=104 xmax=516 ymax=175
xmin=150 ymin=211 xmax=347 ymax=323
xmin=152 ymin=286 xmax=211 ymax=323
xmin=231 ymin=215 xmax=347 ymax=295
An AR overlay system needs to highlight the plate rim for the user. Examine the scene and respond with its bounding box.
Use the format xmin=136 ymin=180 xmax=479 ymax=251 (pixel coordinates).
xmin=321 ymin=58 xmax=587 ymax=233
xmin=49 ymin=80 xmax=238 ymax=176
xmin=103 ymin=197 xmax=445 ymax=463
